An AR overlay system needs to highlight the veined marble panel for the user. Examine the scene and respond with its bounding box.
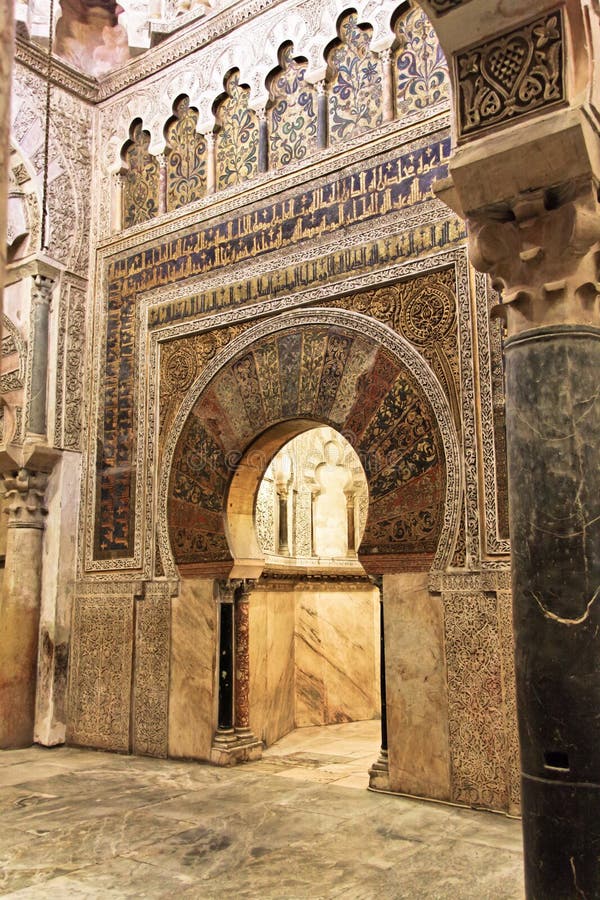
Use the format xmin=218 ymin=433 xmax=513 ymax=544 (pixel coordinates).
xmin=384 ymin=573 xmax=451 ymax=801
xmin=168 ymin=578 xmax=217 ymax=761
xmin=249 ymin=589 xmax=295 ymax=747
xmin=295 ymin=587 xmax=380 ymax=727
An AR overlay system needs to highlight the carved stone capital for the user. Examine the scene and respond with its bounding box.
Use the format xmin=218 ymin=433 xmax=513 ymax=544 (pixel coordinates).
xmin=238 ymin=578 xmax=256 ymax=601
xmin=0 ymin=467 xmax=48 ymax=528
xmin=31 ymin=274 xmax=54 ymax=309
xmin=467 ymin=180 xmax=600 ymax=336
xmin=218 ymin=578 xmax=240 ymax=603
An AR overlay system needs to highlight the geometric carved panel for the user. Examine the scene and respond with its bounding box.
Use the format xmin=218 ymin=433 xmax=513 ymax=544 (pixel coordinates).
xmin=444 ymin=591 xmax=508 ymax=810
xmin=456 ymin=9 xmax=565 ymax=139
xmin=67 ymin=592 xmax=133 ymax=751
xmin=132 ymin=583 xmax=171 ymax=758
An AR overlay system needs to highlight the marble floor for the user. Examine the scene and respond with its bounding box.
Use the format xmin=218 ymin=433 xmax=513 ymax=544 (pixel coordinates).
xmin=0 ymin=720 xmax=524 ymax=899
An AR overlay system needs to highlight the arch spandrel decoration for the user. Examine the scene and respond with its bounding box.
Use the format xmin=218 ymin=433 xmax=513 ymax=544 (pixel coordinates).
xmin=161 ymin=310 xmax=461 ymax=577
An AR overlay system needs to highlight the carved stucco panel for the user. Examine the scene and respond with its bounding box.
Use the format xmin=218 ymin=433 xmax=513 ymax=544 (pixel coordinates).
xmin=132 ymin=583 xmax=171 ymax=758
xmin=67 ymin=591 xmax=134 ymax=751
xmin=444 ymin=590 xmax=508 ymax=811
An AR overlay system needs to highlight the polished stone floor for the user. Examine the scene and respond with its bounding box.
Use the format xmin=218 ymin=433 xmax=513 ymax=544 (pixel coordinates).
xmin=0 ymin=720 xmax=524 ymax=898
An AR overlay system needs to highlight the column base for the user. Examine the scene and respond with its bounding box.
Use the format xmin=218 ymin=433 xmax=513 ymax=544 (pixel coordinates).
xmin=210 ymin=735 xmax=263 ymax=766
xmin=368 ymin=748 xmax=390 ymax=791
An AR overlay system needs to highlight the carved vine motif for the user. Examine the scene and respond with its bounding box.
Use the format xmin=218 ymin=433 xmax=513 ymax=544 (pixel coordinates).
xmin=165 ymin=96 xmax=207 ymax=210
xmin=67 ymin=593 xmax=134 ymax=751
xmin=55 ymin=282 xmax=87 ymax=451
xmin=215 ymin=71 xmax=259 ymax=188
xmin=394 ymin=4 xmax=449 ymax=113
xmin=444 ymin=591 xmax=508 ymax=810
xmin=327 ymin=12 xmax=383 ymax=142
xmin=122 ymin=121 xmax=160 ymax=228
xmin=456 ymin=9 xmax=565 ymax=138
xmin=268 ymin=45 xmax=318 ymax=169
xmin=133 ymin=584 xmax=170 ymax=758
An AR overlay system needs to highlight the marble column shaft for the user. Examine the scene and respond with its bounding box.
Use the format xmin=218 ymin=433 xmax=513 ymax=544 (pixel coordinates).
xmin=28 ymin=275 xmax=53 ymax=437
xmin=234 ymin=580 xmax=253 ymax=738
xmin=0 ymin=469 xmax=47 ymax=748
xmin=316 ymin=83 xmax=328 ymax=150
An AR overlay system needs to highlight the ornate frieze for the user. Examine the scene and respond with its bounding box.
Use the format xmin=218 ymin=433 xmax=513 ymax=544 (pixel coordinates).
xmin=55 ymin=278 xmax=87 ymax=451
xmin=455 ymin=9 xmax=565 ymax=139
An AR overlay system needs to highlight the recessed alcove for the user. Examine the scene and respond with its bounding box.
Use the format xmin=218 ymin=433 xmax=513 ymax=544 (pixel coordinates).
xmin=248 ymin=426 xmax=381 ymax=757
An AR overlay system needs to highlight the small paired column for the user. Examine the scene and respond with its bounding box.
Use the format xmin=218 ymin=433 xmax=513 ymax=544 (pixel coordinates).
xmin=0 ymin=468 xmax=48 ymax=748
xmin=345 ymin=490 xmax=356 ymax=556
xmin=379 ymin=48 xmax=395 ymax=123
xmin=204 ymin=132 xmax=216 ymax=195
xmin=316 ymin=81 xmax=328 ymax=150
xmin=211 ymin=578 xmax=262 ymax=765
xmin=257 ymin=109 xmax=269 ymax=174
xmin=157 ymin=153 xmax=167 ymax=214
xmin=369 ymin=574 xmax=390 ymax=790
xmin=276 ymin=486 xmax=289 ymax=555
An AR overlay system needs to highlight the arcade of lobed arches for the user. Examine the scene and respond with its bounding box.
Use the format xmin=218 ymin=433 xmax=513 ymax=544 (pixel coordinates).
xmin=119 ymin=3 xmax=448 ymax=227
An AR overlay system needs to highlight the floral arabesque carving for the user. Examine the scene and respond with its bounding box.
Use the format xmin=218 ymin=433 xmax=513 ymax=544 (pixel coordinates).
xmin=327 ymin=11 xmax=383 ymax=142
xmin=122 ymin=121 xmax=160 ymax=228
xmin=456 ymin=9 xmax=565 ymax=139
xmin=215 ymin=71 xmax=259 ymax=188
xmin=394 ymin=3 xmax=449 ymax=113
xmin=268 ymin=45 xmax=318 ymax=169
xmin=165 ymin=96 xmax=207 ymax=210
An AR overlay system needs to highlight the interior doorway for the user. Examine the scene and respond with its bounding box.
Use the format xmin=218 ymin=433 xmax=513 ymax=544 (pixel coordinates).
xmin=249 ymin=426 xmax=381 ymax=777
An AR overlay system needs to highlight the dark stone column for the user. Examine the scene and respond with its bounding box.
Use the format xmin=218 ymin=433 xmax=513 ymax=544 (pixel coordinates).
xmin=213 ymin=580 xmax=236 ymax=750
xmin=505 ymin=325 xmax=600 ymax=898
